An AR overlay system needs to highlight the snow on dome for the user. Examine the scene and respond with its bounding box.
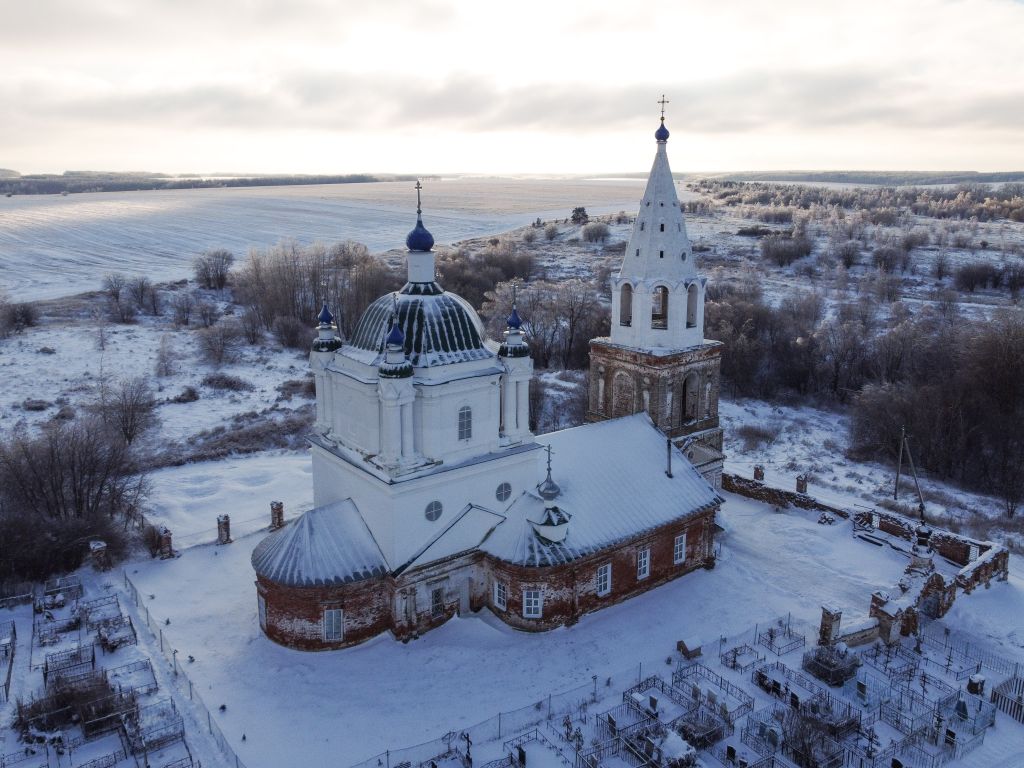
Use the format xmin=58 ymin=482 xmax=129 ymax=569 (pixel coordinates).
xmin=346 ymin=289 xmax=492 ymax=368
xmin=405 ymin=216 xmax=435 ymax=252
xmin=655 ymin=119 xmax=670 ymax=142
xmin=483 ymin=414 xmax=722 ymax=567
xmin=251 ymin=500 xmax=386 ymax=587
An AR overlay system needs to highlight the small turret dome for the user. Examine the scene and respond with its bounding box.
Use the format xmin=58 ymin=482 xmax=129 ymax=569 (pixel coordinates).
xmin=507 ymin=306 xmax=522 ymax=330
xmin=385 ymin=321 xmax=405 ymax=348
xmin=406 ymin=217 xmax=435 ymax=252
xmin=317 ymin=303 xmax=334 ymax=326
xmin=655 ymin=119 xmax=670 ymax=142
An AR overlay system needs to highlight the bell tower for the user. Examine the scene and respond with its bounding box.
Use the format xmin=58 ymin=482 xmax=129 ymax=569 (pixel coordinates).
xmin=587 ymin=100 xmax=724 ymax=487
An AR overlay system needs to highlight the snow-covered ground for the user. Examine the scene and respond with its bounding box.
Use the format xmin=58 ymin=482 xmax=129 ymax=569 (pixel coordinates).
xmin=108 ymin=464 xmax=1024 ymax=767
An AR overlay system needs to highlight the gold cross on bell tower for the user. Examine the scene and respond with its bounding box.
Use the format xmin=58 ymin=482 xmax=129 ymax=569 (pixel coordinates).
xmin=658 ymin=94 xmax=669 ymax=120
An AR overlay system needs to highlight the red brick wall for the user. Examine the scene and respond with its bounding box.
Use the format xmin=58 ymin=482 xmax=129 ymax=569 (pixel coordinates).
xmin=256 ymin=507 xmax=718 ymax=650
xmin=483 ymin=511 xmax=715 ymax=631
xmin=256 ymin=575 xmax=393 ymax=651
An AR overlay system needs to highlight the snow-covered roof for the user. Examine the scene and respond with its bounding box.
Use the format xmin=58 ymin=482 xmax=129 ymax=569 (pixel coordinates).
xmin=481 ymin=414 xmax=722 ymax=567
xmin=398 ymin=504 xmax=506 ymax=574
xmin=251 ymin=499 xmax=387 ymax=587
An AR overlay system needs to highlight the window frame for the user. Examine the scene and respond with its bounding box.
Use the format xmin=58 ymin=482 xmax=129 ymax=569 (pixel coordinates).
xmin=596 ymin=563 xmax=612 ymax=597
xmin=323 ymin=607 xmax=344 ymax=642
xmin=637 ymin=547 xmax=651 ymax=580
xmin=496 ymin=482 xmax=512 ymax=503
xmin=430 ymin=586 xmax=445 ymax=618
xmin=523 ymin=589 xmax=543 ymax=619
xmin=494 ymin=581 xmax=507 ymax=611
xmin=425 ymin=500 xmax=443 ymax=521
xmin=673 ymin=534 xmax=687 ymax=565
xmin=458 ymin=405 xmax=473 ymax=441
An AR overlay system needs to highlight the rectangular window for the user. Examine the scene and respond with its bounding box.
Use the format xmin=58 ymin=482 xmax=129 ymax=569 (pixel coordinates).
xmin=431 ymin=587 xmax=445 ymax=618
xmin=323 ymin=608 xmax=343 ymax=642
xmin=674 ymin=534 xmax=687 ymax=566
xmin=523 ymin=589 xmax=543 ymax=619
xmin=458 ymin=406 xmax=472 ymax=440
xmin=596 ymin=563 xmax=612 ymax=596
xmin=257 ymin=594 xmax=267 ymax=630
xmin=637 ymin=548 xmax=651 ymax=580
xmin=494 ymin=581 xmax=507 ymax=611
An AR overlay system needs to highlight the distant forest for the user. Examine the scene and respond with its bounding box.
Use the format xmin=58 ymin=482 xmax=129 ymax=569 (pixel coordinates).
xmin=0 ymin=171 xmax=421 ymax=196
xmin=602 ymin=170 xmax=1024 ymax=186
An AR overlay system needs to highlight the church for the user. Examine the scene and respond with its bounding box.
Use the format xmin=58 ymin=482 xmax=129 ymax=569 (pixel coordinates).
xmin=251 ymin=113 xmax=726 ymax=650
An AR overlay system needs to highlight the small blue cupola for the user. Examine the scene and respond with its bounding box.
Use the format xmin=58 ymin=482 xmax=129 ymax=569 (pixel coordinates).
xmin=317 ymin=302 xmax=334 ymax=327
xmin=405 ymin=179 xmax=435 ymax=252
xmin=506 ymin=305 xmax=522 ymax=330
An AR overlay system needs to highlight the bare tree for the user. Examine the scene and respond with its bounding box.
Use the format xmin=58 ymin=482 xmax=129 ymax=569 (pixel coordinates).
xmin=197 ymin=320 xmax=242 ymax=366
xmin=154 ymin=334 xmax=176 ymax=378
xmin=97 ymin=377 xmax=159 ymax=446
xmin=193 ymin=248 xmax=235 ymax=290
xmin=171 ymin=292 xmax=194 ymax=327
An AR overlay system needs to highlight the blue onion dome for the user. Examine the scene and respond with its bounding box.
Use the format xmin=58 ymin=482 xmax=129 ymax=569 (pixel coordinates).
xmin=406 ymin=215 xmax=435 ymax=252
xmin=506 ymin=305 xmax=523 ymax=330
xmin=317 ymin=302 xmax=334 ymax=326
xmin=655 ymin=119 xmax=670 ymax=142
xmin=385 ymin=319 xmax=405 ymax=348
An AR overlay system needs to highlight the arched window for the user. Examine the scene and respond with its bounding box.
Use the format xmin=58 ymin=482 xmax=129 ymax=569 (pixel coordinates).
xmin=458 ymin=406 xmax=472 ymax=440
xmin=682 ymin=373 xmax=699 ymax=422
xmin=659 ymin=223 xmax=665 ymax=232
xmin=651 ymin=286 xmax=668 ymax=329
xmin=686 ymin=283 xmax=699 ymax=329
xmin=613 ymin=371 xmax=635 ymax=417
xmin=619 ymin=284 xmax=633 ymax=327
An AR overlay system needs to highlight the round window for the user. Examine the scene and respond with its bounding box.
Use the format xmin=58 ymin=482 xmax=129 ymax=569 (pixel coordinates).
xmin=425 ymin=500 xmax=442 ymax=521
xmin=496 ymin=482 xmax=512 ymax=502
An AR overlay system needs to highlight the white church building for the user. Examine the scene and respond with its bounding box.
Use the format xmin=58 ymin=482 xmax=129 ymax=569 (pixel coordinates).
xmin=252 ymin=114 xmax=724 ymax=650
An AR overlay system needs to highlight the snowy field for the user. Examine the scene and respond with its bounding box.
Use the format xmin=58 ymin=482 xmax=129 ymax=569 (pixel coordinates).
xmin=0 ymin=177 xmax=644 ymax=301
xmin=114 ymin=469 xmax=1024 ymax=767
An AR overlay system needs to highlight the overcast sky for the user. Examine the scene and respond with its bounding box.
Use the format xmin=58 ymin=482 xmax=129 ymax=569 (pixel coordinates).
xmin=3 ymin=0 xmax=1023 ymax=175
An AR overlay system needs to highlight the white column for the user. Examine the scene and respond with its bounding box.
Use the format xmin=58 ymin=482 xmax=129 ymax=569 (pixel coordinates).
xmin=516 ymin=379 xmax=529 ymax=432
xmin=502 ymin=376 xmax=516 ymax=436
xmin=380 ymin=401 xmax=401 ymax=462
xmin=401 ymin=402 xmax=414 ymax=457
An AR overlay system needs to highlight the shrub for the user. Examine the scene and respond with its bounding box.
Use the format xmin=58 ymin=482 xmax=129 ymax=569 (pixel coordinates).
xmin=522 ymin=229 xmax=537 ymax=244
xmin=193 ymin=248 xmax=234 ymax=290
xmin=836 ymin=240 xmax=859 ymax=269
xmin=171 ymin=385 xmax=200 ymax=403
xmin=96 ymin=377 xmax=158 ymax=445
xmin=934 ymin=252 xmax=950 ymax=280
xmin=155 ymin=334 xmax=175 ymax=377
xmin=544 ymin=223 xmax=559 ymax=241
xmin=736 ymin=423 xmax=780 ymax=451
xmin=955 ymin=262 xmax=999 ymax=292
xmin=4 ymin=302 xmax=39 ymax=331
xmin=872 ymin=246 xmax=901 ymax=273
xmin=570 ymin=206 xmax=589 ymax=225
xmin=171 ymin=292 xmax=194 ymax=327
xmin=273 ymin=315 xmax=308 ymax=349
xmin=127 ymin=276 xmax=153 ymax=310
xmin=22 ymin=398 xmax=51 ymax=411
xmin=197 ymin=320 xmax=241 ymax=365
xmin=761 ymin=234 xmax=812 ymax=267
xmin=195 ymin=300 xmax=220 ymax=328
xmin=582 ymin=222 xmax=610 ymax=243
xmin=277 ymin=378 xmax=315 ymax=400
xmin=202 ymin=372 xmax=254 ymax=391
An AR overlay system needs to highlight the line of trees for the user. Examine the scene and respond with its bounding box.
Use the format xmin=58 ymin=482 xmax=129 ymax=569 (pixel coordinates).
xmin=706 ymin=279 xmax=1024 ymax=515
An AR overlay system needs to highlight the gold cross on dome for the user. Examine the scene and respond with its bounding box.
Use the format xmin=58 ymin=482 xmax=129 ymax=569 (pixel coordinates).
xmin=658 ymin=94 xmax=669 ymax=119
xmin=415 ymin=179 xmax=423 ymax=215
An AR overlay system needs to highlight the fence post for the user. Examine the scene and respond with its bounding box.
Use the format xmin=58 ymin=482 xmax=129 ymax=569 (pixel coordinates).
xmin=498 ymin=711 xmax=501 ymax=738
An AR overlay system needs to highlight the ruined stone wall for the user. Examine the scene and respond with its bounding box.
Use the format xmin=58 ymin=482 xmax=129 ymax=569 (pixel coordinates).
xmin=722 ymin=475 xmax=850 ymax=517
